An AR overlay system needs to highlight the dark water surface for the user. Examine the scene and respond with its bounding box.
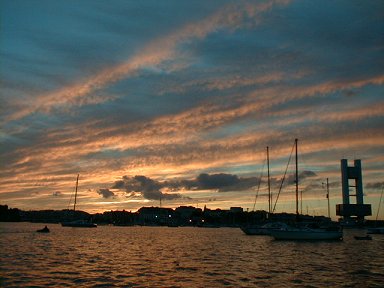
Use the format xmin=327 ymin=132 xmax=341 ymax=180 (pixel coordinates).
xmin=1 ymin=222 xmax=383 ymax=287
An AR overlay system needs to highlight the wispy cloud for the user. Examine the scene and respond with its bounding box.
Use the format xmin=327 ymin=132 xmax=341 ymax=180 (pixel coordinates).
xmin=2 ymin=0 xmax=290 ymax=123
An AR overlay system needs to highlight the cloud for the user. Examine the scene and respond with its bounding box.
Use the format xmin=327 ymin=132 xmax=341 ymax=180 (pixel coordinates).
xmin=286 ymin=170 xmax=318 ymax=185
xmin=3 ymin=0 xmax=290 ymax=122
xmin=97 ymin=188 xmax=115 ymax=199
xmin=112 ymin=175 xmax=183 ymax=201
xmin=196 ymin=173 xmax=240 ymax=190
xmin=365 ymin=182 xmax=384 ymax=190
xmin=300 ymin=171 xmax=317 ymax=179
xmin=113 ymin=173 xmax=262 ymax=195
xmin=193 ymin=173 xmax=262 ymax=192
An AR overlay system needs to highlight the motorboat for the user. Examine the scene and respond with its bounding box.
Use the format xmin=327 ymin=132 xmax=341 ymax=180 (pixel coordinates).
xmin=354 ymin=235 xmax=372 ymax=240
xmin=36 ymin=226 xmax=50 ymax=233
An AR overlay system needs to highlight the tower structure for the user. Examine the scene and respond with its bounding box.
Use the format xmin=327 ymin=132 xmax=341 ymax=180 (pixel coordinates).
xmin=336 ymin=159 xmax=371 ymax=222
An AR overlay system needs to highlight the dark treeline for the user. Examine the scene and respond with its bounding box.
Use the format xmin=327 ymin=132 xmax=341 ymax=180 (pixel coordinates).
xmin=1 ymin=204 xmax=382 ymax=228
xmin=0 ymin=205 xmax=21 ymax=222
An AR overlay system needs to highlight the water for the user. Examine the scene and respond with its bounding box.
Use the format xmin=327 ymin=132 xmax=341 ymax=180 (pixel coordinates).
xmin=1 ymin=222 xmax=383 ymax=287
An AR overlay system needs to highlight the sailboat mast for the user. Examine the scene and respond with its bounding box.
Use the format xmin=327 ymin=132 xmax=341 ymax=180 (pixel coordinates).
xmin=326 ymin=178 xmax=330 ymax=218
xmin=375 ymin=185 xmax=384 ymax=222
xmin=267 ymin=146 xmax=271 ymax=214
xmin=74 ymin=174 xmax=79 ymax=211
xmin=295 ymin=139 xmax=299 ymax=215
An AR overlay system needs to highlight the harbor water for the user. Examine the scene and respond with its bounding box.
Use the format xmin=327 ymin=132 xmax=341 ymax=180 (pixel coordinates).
xmin=1 ymin=222 xmax=383 ymax=287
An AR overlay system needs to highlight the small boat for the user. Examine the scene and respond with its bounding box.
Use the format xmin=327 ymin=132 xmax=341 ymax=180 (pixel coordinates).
xmin=61 ymin=174 xmax=97 ymax=228
xmin=354 ymin=235 xmax=372 ymax=240
xmin=36 ymin=226 xmax=50 ymax=233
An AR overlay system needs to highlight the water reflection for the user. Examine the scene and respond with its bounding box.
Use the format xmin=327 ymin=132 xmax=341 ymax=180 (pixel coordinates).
xmin=1 ymin=223 xmax=383 ymax=287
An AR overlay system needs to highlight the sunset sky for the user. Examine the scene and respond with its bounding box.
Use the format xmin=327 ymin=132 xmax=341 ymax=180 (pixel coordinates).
xmin=1 ymin=0 xmax=383 ymax=219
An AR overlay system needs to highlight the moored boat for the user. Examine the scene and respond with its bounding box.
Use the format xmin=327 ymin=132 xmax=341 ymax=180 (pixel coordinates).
xmin=269 ymin=139 xmax=343 ymax=241
xmin=241 ymin=222 xmax=288 ymax=235
xmin=354 ymin=235 xmax=372 ymax=240
xmin=270 ymin=226 xmax=343 ymax=241
xmin=61 ymin=219 xmax=97 ymax=228
xmin=36 ymin=225 xmax=50 ymax=233
xmin=367 ymin=227 xmax=384 ymax=234
xmin=367 ymin=186 xmax=384 ymax=234
xmin=241 ymin=146 xmax=279 ymax=236
xmin=61 ymin=174 xmax=97 ymax=228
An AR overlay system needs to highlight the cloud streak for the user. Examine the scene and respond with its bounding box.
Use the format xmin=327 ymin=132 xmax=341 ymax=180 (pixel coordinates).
xmin=3 ymin=0 xmax=290 ymax=123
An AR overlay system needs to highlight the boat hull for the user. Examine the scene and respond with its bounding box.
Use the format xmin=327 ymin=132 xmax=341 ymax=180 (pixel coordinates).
xmin=61 ymin=220 xmax=97 ymax=228
xmin=270 ymin=229 xmax=343 ymax=241
xmin=354 ymin=235 xmax=372 ymax=240
xmin=240 ymin=222 xmax=289 ymax=235
xmin=367 ymin=227 xmax=384 ymax=234
xmin=36 ymin=229 xmax=50 ymax=233
xmin=241 ymin=226 xmax=270 ymax=235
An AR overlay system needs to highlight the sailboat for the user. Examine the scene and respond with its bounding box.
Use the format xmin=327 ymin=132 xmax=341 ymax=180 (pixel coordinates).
xmin=367 ymin=185 xmax=384 ymax=234
xmin=61 ymin=174 xmax=97 ymax=228
xmin=269 ymin=139 xmax=343 ymax=241
xmin=241 ymin=221 xmax=289 ymax=235
xmin=241 ymin=146 xmax=289 ymax=235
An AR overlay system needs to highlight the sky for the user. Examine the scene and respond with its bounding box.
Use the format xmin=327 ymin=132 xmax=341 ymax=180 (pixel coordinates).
xmin=1 ymin=0 xmax=383 ymax=219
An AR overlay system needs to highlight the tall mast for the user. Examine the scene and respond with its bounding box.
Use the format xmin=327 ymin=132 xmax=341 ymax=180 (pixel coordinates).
xmin=295 ymin=139 xmax=299 ymax=215
xmin=375 ymin=185 xmax=384 ymax=222
xmin=74 ymin=174 xmax=79 ymax=211
xmin=267 ymin=146 xmax=271 ymax=214
xmin=326 ymin=178 xmax=330 ymax=218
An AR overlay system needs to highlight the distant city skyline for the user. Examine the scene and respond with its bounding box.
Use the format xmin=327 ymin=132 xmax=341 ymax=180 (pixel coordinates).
xmin=1 ymin=1 xmax=383 ymax=219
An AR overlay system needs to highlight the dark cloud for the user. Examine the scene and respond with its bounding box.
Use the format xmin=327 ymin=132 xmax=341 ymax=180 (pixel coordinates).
xmin=342 ymin=89 xmax=358 ymax=97
xmin=112 ymin=175 xmax=183 ymax=201
xmin=193 ymin=173 xmax=262 ymax=192
xmin=97 ymin=188 xmax=115 ymax=198
xmin=300 ymin=171 xmax=317 ymax=179
xmin=328 ymin=181 xmax=340 ymax=188
xmin=112 ymin=180 xmax=125 ymax=189
xmin=219 ymin=176 xmax=262 ymax=192
xmin=196 ymin=173 xmax=239 ymax=190
xmin=112 ymin=173 xmax=262 ymax=196
xmin=286 ymin=171 xmax=317 ymax=185
xmin=133 ymin=175 xmax=164 ymax=200
xmin=365 ymin=182 xmax=384 ymax=189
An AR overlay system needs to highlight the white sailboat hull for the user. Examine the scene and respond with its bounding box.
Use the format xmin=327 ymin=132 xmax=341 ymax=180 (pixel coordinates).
xmin=367 ymin=227 xmax=384 ymax=234
xmin=241 ymin=222 xmax=288 ymax=235
xmin=62 ymin=174 xmax=97 ymax=228
xmin=61 ymin=219 xmax=97 ymax=228
xmin=241 ymin=226 xmax=271 ymax=235
xmin=270 ymin=228 xmax=343 ymax=241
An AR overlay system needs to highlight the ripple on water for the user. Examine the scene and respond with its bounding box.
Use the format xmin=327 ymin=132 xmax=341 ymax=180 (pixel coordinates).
xmin=1 ymin=224 xmax=384 ymax=287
